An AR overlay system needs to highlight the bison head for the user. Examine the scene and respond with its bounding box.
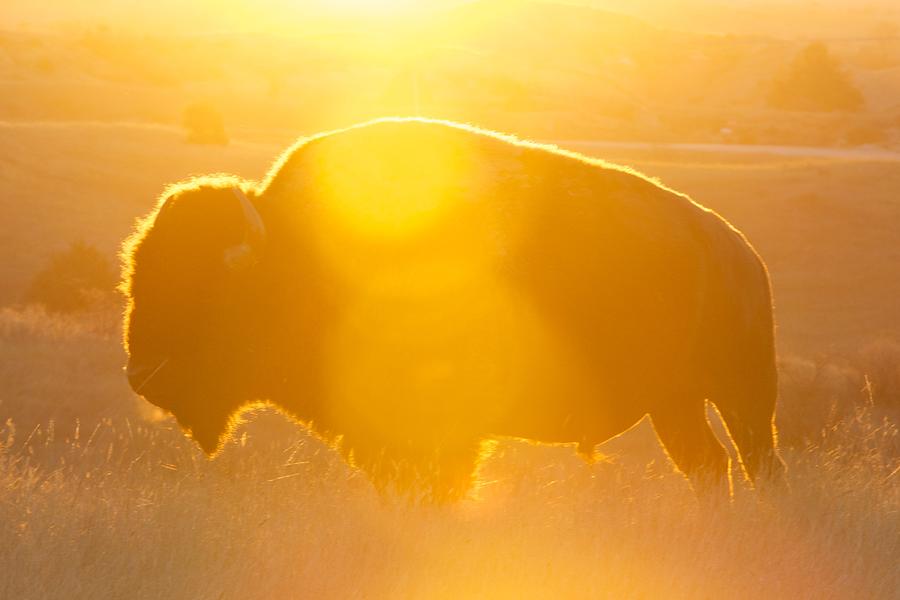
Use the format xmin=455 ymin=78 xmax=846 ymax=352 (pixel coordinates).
xmin=122 ymin=178 xmax=266 ymax=454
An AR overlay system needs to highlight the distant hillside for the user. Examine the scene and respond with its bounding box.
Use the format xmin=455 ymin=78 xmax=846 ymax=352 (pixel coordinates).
xmin=0 ymin=1 xmax=897 ymax=147
xmin=5 ymin=0 xmax=899 ymax=38
xmin=582 ymin=0 xmax=900 ymax=38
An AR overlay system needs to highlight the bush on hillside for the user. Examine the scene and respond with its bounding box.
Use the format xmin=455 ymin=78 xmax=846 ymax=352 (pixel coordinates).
xmin=24 ymin=242 xmax=118 ymax=314
xmin=844 ymin=122 xmax=887 ymax=146
xmin=769 ymin=42 xmax=863 ymax=112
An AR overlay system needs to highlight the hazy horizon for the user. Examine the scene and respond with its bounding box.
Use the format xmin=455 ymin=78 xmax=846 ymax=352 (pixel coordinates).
xmin=3 ymin=0 xmax=899 ymax=37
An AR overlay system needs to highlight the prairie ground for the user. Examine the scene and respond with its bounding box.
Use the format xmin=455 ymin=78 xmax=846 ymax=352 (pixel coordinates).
xmin=0 ymin=308 xmax=897 ymax=599
xmin=1 ymin=123 xmax=899 ymax=599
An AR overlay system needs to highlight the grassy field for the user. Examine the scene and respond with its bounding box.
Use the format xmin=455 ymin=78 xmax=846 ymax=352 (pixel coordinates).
xmin=1 ymin=122 xmax=899 ymax=598
xmin=0 ymin=309 xmax=897 ymax=598
xmin=1 ymin=397 xmax=897 ymax=599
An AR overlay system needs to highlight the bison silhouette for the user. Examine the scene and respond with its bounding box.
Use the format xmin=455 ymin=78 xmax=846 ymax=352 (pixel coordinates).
xmin=122 ymin=118 xmax=785 ymax=499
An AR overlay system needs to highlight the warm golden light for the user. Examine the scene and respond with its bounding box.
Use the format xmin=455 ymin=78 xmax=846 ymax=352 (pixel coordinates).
xmin=5 ymin=0 xmax=896 ymax=596
xmin=292 ymin=120 xmax=505 ymax=298
xmin=313 ymin=129 xmax=466 ymax=239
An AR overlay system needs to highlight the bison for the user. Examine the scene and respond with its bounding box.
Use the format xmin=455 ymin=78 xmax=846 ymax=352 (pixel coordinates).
xmin=122 ymin=117 xmax=785 ymax=499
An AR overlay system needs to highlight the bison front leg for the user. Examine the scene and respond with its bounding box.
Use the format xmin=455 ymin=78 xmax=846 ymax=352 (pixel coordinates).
xmin=651 ymin=403 xmax=732 ymax=499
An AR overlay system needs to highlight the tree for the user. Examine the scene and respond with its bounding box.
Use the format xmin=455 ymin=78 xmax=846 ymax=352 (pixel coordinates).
xmin=769 ymin=42 xmax=863 ymax=112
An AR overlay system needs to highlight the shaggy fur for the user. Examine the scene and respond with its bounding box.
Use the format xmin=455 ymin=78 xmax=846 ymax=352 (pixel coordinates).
xmin=122 ymin=117 xmax=785 ymax=500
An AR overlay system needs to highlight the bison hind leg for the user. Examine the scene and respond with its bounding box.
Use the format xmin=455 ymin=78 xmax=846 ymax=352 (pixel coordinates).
xmin=714 ymin=390 xmax=787 ymax=490
xmin=651 ymin=401 xmax=733 ymax=500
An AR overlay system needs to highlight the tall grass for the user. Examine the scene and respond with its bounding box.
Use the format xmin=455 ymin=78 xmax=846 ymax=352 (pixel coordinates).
xmin=1 ymin=307 xmax=898 ymax=599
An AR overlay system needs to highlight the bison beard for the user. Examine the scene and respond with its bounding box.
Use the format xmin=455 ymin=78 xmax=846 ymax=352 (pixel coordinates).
xmin=121 ymin=117 xmax=786 ymax=500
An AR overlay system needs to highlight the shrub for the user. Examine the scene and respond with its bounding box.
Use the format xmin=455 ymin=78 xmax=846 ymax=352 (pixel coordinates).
xmin=769 ymin=42 xmax=863 ymax=112
xmin=844 ymin=122 xmax=887 ymax=146
xmin=24 ymin=242 xmax=118 ymax=314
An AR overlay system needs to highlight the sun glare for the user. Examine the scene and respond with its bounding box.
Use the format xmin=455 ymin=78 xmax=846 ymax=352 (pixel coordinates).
xmin=309 ymin=124 xmax=477 ymax=240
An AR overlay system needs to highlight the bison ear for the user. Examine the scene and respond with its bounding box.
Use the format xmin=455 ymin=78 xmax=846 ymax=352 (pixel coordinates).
xmin=223 ymin=187 xmax=267 ymax=270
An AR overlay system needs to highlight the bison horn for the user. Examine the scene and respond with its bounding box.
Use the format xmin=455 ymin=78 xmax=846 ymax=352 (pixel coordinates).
xmin=224 ymin=187 xmax=267 ymax=269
